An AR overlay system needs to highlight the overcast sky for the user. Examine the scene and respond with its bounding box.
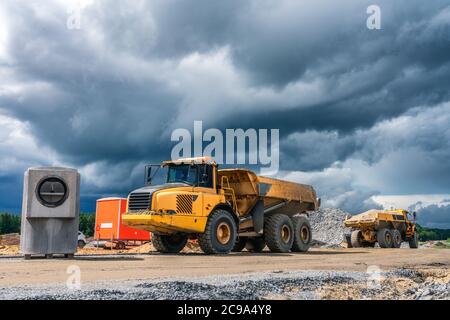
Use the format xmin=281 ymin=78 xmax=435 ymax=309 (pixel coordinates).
xmin=0 ymin=0 xmax=449 ymax=228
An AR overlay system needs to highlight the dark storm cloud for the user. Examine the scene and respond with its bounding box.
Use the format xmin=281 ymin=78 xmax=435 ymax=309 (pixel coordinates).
xmin=1 ymin=1 xmax=184 ymax=166
xmin=2 ymin=0 xmax=450 ymax=160
xmin=414 ymin=204 xmax=450 ymax=229
xmin=196 ymin=1 xmax=450 ymax=134
xmin=280 ymin=102 xmax=450 ymax=195
xmin=280 ymin=165 xmax=383 ymax=214
xmin=0 ymin=0 xmax=449 ymax=222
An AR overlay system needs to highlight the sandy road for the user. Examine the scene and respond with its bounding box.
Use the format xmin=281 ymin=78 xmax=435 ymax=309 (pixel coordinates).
xmin=0 ymin=248 xmax=448 ymax=287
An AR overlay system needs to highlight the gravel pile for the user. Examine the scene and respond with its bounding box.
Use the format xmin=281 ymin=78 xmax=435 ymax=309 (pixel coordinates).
xmin=0 ymin=270 xmax=365 ymax=300
xmin=307 ymin=208 xmax=352 ymax=247
xmin=2 ymin=268 xmax=448 ymax=300
xmin=385 ymin=269 xmax=450 ymax=300
xmin=411 ymin=281 xmax=450 ymax=300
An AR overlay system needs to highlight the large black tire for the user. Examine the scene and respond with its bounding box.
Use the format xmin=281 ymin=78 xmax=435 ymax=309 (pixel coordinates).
xmin=344 ymin=234 xmax=353 ymax=248
xmin=115 ymin=241 xmax=126 ymax=250
xmin=152 ymin=233 xmax=188 ymax=253
xmin=377 ymin=228 xmax=393 ymax=248
xmin=409 ymin=231 xmax=419 ymax=249
xmin=232 ymin=237 xmax=247 ymax=252
xmin=246 ymin=237 xmax=266 ymax=253
xmin=263 ymin=214 xmax=294 ymax=253
xmin=291 ymin=216 xmax=311 ymax=252
xmin=351 ymin=230 xmax=363 ymax=248
xmin=392 ymin=229 xmax=402 ymax=248
xmin=198 ymin=209 xmax=237 ymax=254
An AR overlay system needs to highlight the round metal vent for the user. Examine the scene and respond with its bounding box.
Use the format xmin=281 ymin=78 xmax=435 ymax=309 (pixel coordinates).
xmin=36 ymin=177 xmax=68 ymax=207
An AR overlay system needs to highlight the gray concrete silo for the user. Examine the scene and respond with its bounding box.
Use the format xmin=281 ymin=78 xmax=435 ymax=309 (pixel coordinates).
xmin=20 ymin=167 xmax=80 ymax=259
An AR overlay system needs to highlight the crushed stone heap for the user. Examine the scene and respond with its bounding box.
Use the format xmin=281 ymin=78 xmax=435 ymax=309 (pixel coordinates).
xmin=307 ymin=208 xmax=352 ymax=247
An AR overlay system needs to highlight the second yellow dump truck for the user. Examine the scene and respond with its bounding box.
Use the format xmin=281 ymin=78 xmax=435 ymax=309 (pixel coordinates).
xmin=122 ymin=157 xmax=320 ymax=254
xmin=344 ymin=209 xmax=419 ymax=248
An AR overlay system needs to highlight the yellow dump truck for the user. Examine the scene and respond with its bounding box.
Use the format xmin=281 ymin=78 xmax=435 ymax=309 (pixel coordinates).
xmin=122 ymin=157 xmax=320 ymax=254
xmin=344 ymin=209 xmax=419 ymax=248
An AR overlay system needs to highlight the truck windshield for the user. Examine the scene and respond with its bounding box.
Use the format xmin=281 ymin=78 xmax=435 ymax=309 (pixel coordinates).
xmin=167 ymin=164 xmax=198 ymax=186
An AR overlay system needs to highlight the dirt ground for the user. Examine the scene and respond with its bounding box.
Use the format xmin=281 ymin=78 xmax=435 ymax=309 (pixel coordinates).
xmin=0 ymin=248 xmax=448 ymax=287
xmin=0 ymin=235 xmax=199 ymax=256
xmin=316 ymin=266 xmax=450 ymax=300
xmin=1 ymin=233 xmax=448 ymax=299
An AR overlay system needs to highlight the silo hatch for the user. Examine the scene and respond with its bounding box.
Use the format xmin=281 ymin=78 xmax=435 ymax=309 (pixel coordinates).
xmin=36 ymin=177 xmax=68 ymax=207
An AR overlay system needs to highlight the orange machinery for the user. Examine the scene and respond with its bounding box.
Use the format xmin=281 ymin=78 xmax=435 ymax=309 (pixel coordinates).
xmin=94 ymin=198 xmax=151 ymax=249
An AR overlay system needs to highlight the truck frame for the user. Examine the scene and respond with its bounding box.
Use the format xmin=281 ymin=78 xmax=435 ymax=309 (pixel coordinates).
xmin=122 ymin=157 xmax=320 ymax=254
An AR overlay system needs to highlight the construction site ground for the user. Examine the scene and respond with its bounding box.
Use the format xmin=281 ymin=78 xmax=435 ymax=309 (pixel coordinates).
xmin=0 ymin=247 xmax=449 ymax=300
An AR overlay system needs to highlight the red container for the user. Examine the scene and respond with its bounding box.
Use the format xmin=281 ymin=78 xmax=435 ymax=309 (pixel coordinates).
xmin=94 ymin=198 xmax=151 ymax=242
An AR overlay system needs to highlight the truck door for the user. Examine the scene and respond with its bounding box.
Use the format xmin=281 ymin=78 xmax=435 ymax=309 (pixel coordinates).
xmin=192 ymin=164 xmax=216 ymax=217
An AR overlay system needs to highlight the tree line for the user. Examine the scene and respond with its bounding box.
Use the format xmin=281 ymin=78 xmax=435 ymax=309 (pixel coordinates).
xmin=0 ymin=212 xmax=96 ymax=237
xmin=416 ymin=224 xmax=450 ymax=241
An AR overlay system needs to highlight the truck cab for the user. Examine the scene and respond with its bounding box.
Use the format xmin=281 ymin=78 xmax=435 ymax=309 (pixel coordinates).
xmin=125 ymin=157 xmax=230 ymax=230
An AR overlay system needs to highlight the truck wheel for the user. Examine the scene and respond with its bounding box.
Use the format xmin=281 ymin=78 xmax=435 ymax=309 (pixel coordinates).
xmin=344 ymin=234 xmax=353 ymax=248
xmin=408 ymin=231 xmax=419 ymax=249
xmin=377 ymin=228 xmax=393 ymax=248
xmin=152 ymin=233 xmax=188 ymax=253
xmin=264 ymin=214 xmax=294 ymax=253
xmin=232 ymin=237 xmax=247 ymax=252
xmin=392 ymin=229 xmax=402 ymax=248
xmin=246 ymin=237 xmax=266 ymax=253
xmin=350 ymin=230 xmax=363 ymax=248
xmin=115 ymin=241 xmax=126 ymax=250
xmin=198 ymin=209 xmax=237 ymax=254
xmin=292 ymin=216 xmax=311 ymax=252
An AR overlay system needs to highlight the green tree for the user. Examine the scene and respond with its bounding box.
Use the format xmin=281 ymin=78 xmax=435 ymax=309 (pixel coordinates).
xmin=0 ymin=213 xmax=21 ymax=234
xmin=417 ymin=224 xmax=450 ymax=241
xmin=79 ymin=213 xmax=95 ymax=237
xmin=0 ymin=212 xmax=96 ymax=237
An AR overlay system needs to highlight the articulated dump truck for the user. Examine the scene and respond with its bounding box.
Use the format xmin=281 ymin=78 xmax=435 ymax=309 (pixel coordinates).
xmin=122 ymin=157 xmax=320 ymax=254
xmin=344 ymin=209 xmax=419 ymax=249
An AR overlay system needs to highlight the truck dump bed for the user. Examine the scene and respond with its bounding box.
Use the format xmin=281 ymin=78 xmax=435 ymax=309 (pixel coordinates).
xmin=344 ymin=209 xmax=409 ymax=229
xmin=218 ymin=169 xmax=319 ymax=217
xmin=344 ymin=209 xmax=380 ymax=229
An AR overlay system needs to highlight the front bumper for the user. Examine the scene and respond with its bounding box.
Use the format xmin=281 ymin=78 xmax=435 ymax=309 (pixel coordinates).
xmin=122 ymin=211 xmax=208 ymax=234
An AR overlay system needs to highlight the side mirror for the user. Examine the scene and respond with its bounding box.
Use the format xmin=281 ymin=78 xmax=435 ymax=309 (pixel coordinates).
xmin=145 ymin=166 xmax=152 ymax=186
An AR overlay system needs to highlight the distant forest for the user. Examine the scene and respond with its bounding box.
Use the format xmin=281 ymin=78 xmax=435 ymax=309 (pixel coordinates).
xmin=0 ymin=212 xmax=449 ymax=241
xmin=0 ymin=212 xmax=95 ymax=237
